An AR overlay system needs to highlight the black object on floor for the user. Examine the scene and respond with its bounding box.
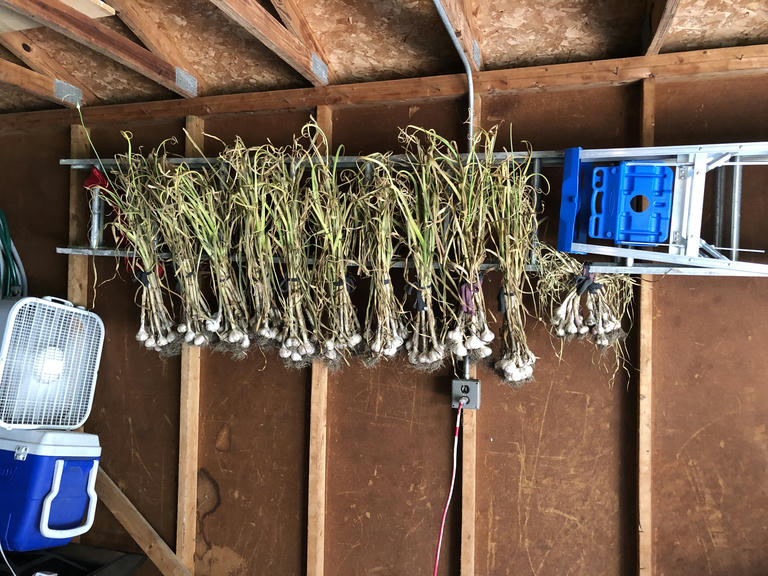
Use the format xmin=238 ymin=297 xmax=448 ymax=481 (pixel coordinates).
xmin=0 ymin=543 xmax=145 ymax=575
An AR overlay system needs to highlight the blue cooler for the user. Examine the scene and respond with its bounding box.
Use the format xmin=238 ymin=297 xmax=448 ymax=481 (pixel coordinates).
xmin=0 ymin=429 xmax=100 ymax=551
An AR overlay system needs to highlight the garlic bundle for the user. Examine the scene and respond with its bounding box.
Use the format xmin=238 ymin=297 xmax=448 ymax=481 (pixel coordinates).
xmin=550 ymin=286 xmax=590 ymax=338
xmin=276 ymin=279 xmax=317 ymax=367
xmin=445 ymin=279 xmax=493 ymax=362
xmin=585 ymin=285 xmax=625 ymax=348
xmin=357 ymin=156 xmax=408 ymax=365
xmin=494 ymin=289 xmax=536 ymax=386
xmin=405 ymin=285 xmax=445 ymax=371
xmin=495 ymin=347 xmax=536 ymax=385
xmin=487 ymin=139 xmax=541 ymax=386
xmin=545 ymin=259 xmax=630 ymax=350
xmin=365 ymin=278 xmax=408 ymax=360
xmin=135 ymin=270 xmax=177 ymax=352
xmin=319 ymin=277 xmax=363 ymax=365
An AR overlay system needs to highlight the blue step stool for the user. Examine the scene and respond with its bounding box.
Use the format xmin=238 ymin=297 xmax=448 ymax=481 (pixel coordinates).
xmin=0 ymin=429 xmax=100 ymax=552
xmin=588 ymin=162 xmax=674 ymax=244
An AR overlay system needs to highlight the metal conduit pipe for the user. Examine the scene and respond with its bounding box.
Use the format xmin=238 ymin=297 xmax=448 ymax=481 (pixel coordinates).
xmin=431 ymin=0 xmax=475 ymax=148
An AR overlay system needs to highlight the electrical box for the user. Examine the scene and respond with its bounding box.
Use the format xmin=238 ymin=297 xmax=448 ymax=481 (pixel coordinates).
xmin=451 ymin=378 xmax=480 ymax=410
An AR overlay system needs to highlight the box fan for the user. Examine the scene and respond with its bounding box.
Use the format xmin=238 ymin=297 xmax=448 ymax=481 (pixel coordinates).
xmin=0 ymin=297 xmax=104 ymax=430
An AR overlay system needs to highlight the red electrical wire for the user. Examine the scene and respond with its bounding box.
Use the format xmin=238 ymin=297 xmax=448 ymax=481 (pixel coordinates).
xmin=432 ymin=400 xmax=465 ymax=576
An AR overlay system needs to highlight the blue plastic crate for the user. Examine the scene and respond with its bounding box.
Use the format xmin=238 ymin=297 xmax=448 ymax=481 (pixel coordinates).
xmin=0 ymin=429 xmax=100 ymax=552
xmin=588 ymin=162 xmax=674 ymax=245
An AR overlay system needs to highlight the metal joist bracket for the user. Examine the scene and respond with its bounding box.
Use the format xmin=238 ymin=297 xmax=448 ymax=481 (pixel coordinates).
xmin=472 ymin=40 xmax=482 ymax=69
xmin=311 ymin=53 xmax=329 ymax=85
xmin=54 ymin=80 xmax=83 ymax=107
xmin=175 ymin=67 xmax=198 ymax=97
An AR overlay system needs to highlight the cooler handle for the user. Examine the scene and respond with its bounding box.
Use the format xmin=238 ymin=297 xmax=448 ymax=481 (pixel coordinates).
xmin=39 ymin=459 xmax=99 ymax=540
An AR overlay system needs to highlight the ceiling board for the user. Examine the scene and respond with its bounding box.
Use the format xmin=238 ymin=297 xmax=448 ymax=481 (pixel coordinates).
xmin=303 ymin=0 xmax=459 ymax=83
xmin=17 ymin=22 xmax=172 ymax=104
xmin=661 ymin=0 xmax=768 ymax=53
xmin=108 ymin=0 xmax=306 ymax=96
xmin=475 ymin=0 xmax=646 ymax=69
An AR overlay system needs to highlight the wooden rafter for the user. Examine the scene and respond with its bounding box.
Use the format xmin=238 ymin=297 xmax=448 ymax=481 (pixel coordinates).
xmin=0 ymin=56 xmax=80 ymax=106
xmin=210 ymin=0 xmax=330 ymax=86
xmin=438 ymin=0 xmax=484 ymax=71
xmin=0 ymin=0 xmax=113 ymax=33
xmin=269 ymin=0 xmax=331 ymax=80
xmin=108 ymin=0 xmax=207 ymax=94
xmin=0 ymin=0 xmax=197 ymax=97
xmin=0 ymin=29 xmax=99 ymax=104
xmin=3 ymin=44 xmax=768 ymax=135
xmin=645 ymin=0 xmax=682 ymax=56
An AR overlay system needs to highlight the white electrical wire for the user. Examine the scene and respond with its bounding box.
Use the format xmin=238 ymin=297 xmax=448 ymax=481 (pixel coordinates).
xmin=432 ymin=399 xmax=466 ymax=576
xmin=0 ymin=540 xmax=18 ymax=576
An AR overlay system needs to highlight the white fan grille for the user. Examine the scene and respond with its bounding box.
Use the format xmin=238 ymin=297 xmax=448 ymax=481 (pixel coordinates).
xmin=0 ymin=299 xmax=103 ymax=429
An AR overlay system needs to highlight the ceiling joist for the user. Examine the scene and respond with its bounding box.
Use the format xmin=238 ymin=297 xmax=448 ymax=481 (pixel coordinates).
xmin=645 ymin=0 xmax=682 ymax=56
xmin=211 ymin=0 xmax=330 ymax=86
xmin=269 ymin=0 xmax=331 ymax=78
xmin=0 ymin=0 xmax=198 ymax=98
xmin=0 ymin=56 xmax=80 ymax=106
xmin=438 ymin=0 xmax=484 ymax=71
xmin=0 ymin=29 xmax=100 ymax=104
xmin=108 ymin=0 xmax=207 ymax=94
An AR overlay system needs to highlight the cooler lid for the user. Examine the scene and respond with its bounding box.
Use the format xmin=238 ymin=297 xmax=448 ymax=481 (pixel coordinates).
xmin=0 ymin=429 xmax=101 ymax=458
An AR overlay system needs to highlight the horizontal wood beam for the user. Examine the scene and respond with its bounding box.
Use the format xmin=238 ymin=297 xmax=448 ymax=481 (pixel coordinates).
xmin=97 ymin=469 xmax=192 ymax=576
xmin=0 ymin=0 xmax=197 ymax=97
xmin=475 ymin=43 xmax=768 ymax=93
xmin=211 ymin=0 xmax=329 ymax=86
xmin=0 ymin=56 xmax=80 ymax=106
xmin=0 ymin=29 xmax=100 ymax=104
xmin=2 ymin=43 xmax=768 ymax=135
